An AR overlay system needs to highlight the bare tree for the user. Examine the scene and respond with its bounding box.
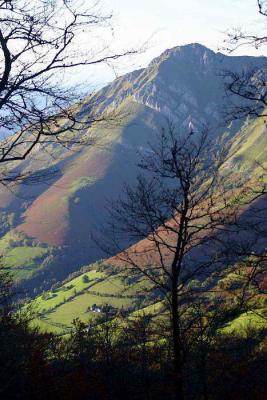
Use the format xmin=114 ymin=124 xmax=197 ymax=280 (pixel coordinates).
xmin=220 ymin=0 xmax=267 ymax=308
xmin=0 ymin=0 xmax=137 ymax=183
xmin=222 ymin=0 xmax=267 ymax=121
xmin=222 ymin=67 xmax=267 ymax=121
xmin=104 ymin=122 xmax=267 ymax=400
xmin=224 ymin=1 xmax=267 ymax=52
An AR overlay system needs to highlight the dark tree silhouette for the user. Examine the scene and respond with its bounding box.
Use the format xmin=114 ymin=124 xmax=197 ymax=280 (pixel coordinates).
xmin=222 ymin=0 xmax=267 ymax=121
xmin=105 ymin=122 xmax=267 ymax=400
xmin=0 ymin=0 xmax=136 ymax=183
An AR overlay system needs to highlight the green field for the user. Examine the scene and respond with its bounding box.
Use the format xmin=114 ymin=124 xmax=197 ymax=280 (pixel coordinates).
xmin=4 ymin=246 xmax=47 ymax=268
xmin=224 ymin=309 xmax=267 ymax=336
xmin=1 ymin=244 xmax=48 ymax=281
xmin=32 ymin=260 xmax=267 ymax=336
xmin=35 ymin=270 xmax=105 ymax=312
xmin=33 ymin=268 xmax=151 ymax=333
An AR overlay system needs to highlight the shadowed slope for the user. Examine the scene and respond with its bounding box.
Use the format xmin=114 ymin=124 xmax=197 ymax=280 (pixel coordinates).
xmin=16 ymin=102 xmax=165 ymax=250
xmin=0 ymin=43 xmax=266 ymax=289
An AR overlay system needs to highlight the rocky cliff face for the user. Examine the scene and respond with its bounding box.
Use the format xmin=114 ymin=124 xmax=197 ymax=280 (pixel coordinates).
xmin=87 ymin=43 xmax=266 ymax=131
xmin=0 ymin=43 xmax=266 ymax=291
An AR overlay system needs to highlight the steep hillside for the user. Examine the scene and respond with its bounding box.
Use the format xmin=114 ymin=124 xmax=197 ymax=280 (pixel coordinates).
xmin=32 ymin=110 xmax=267 ymax=334
xmin=32 ymin=261 xmax=159 ymax=334
xmin=0 ymin=43 xmax=266 ymax=294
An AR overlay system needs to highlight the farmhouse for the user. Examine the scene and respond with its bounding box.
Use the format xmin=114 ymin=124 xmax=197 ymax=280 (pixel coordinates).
xmin=91 ymin=304 xmax=102 ymax=313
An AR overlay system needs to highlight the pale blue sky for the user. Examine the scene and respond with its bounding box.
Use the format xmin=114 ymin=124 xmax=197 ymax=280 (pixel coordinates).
xmin=70 ymin=0 xmax=267 ymax=89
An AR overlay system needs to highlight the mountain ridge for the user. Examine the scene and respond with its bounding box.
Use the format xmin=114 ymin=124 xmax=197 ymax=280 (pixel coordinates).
xmin=0 ymin=43 xmax=266 ymax=294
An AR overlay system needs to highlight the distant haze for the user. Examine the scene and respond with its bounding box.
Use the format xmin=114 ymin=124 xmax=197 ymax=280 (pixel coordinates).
xmin=67 ymin=0 xmax=267 ymax=89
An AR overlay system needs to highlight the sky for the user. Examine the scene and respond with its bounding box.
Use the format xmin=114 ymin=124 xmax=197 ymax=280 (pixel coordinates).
xmin=71 ymin=0 xmax=267 ymax=89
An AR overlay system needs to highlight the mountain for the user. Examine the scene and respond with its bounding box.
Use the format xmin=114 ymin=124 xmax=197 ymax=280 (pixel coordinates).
xmin=31 ymin=110 xmax=267 ymax=334
xmin=0 ymin=43 xmax=266 ymax=295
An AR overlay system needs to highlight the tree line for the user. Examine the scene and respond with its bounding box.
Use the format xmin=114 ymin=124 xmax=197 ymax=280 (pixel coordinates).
xmin=0 ymin=1 xmax=267 ymax=399
xmin=0 ymin=271 xmax=267 ymax=400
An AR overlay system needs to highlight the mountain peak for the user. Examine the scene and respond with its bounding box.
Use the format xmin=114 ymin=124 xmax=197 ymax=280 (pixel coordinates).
xmin=149 ymin=43 xmax=217 ymax=67
xmin=169 ymin=42 xmax=215 ymax=53
xmin=1 ymin=41 xmax=266 ymax=295
xmin=91 ymin=42 xmax=266 ymax=130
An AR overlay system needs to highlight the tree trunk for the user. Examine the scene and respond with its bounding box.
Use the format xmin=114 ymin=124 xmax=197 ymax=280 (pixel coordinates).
xmin=171 ymin=278 xmax=184 ymax=400
xmin=200 ymin=351 xmax=209 ymax=400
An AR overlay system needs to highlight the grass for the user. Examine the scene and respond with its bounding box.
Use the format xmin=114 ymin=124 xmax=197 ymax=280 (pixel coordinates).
xmin=36 ymin=290 xmax=137 ymax=332
xmin=33 ymin=318 xmax=66 ymax=335
xmin=7 ymin=102 xmax=267 ymax=333
xmin=33 ymin=269 xmax=145 ymax=333
xmin=0 ymin=230 xmax=50 ymax=280
xmin=226 ymin=115 xmax=267 ymax=172
xmin=130 ymin=300 xmax=165 ymax=318
xmin=35 ymin=270 xmax=105 ymax=312
xmin=0 ymin=231 xmax=22 ymax=253
xmin=4 ymin=247 xmax=47 ymax=268
xmin=47 ymin=292 xmax=134 ymax=326
xmin=33 ymin=266 xmax=267 ymax=336
xmin=224 ymin=309 xmax=267 ymax=336
xmin=1 ymin=245 xmax=48 ymax=280
xmin=89 ymin=276 xmax=124 ymax=294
